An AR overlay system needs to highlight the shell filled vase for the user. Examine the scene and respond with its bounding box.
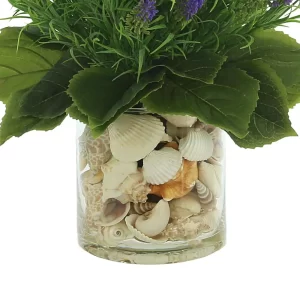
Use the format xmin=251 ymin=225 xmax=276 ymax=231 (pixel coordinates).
xmin=77 ymin=113 xmax=226 ymax=264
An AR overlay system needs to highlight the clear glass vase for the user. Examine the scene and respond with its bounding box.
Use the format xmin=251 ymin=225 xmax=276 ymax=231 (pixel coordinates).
xmin=77 ymin=113 xmax=226 ymax=264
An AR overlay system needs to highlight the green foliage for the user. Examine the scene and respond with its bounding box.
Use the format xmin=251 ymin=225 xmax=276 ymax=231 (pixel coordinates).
xmin=0 ymin=89 xmax=65 ymax=145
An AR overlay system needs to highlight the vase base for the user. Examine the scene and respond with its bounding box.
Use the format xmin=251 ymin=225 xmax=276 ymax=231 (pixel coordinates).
xmin=79 ymin=228 xmax=226 ymax=264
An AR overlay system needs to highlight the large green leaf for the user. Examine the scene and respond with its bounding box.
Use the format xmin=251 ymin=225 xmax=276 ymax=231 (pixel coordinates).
xmin=19 ymin=54 xmax=88 ymax=118
xmin=226 ymin=29 xmax=300 ymax=87
xmin=231 ymin=60 xmax=297 ymax=148
xmin=165 ymin=51 xmax=227 ymax=83
xmin=0 ymin=90 xmax=66 ymax=145
xmin=68 ymin=67 xmax=165 ymax=136
xmin=66 ymin=104 xmax=88 ymax=125
xmin=287 ymin=83 xmax=300 ymax=108
xmin=143 ymin=68 xmax=260 ymax=138
xmin=0 ymin=27 xmax=62 ymax=102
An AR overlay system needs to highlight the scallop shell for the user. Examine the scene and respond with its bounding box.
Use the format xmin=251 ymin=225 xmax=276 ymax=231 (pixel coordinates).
xmin=125 ymin=214 xmax=168 ymax=244
xmin=198 ymin=162 xmax=222 ymax=198
xmin=169 ymin=192 xmax=201 ymax=220
xmin=165 ymin=121 xmax=178 ymax=137
xmin=143 ymin=147 xmax=183 ymax=185
xmin=179 ymin=128 xmax=214 ymax=161
xmin=135 ymin=200 xmax=170 ymax=237
xmin=162 ymin=115 xmax=197 ymax=127
xmin=195 ymin=180 xmax=214 ymax=204
xmin=96 ymin=198 xmax=130 ymax=226
xmin=150 ymin=160 xmax=198 ymax=201
xmin=101 ymin=158 xmax=137 ymax=201
xmin=79 ymin=127 xmax=112 ymax=173
xmin=161 ymin=133 xmax=173 ymax=142
xmin=98 ymin=221 xmax=134 ymax=247
xmin=108 ymin=114 xmax=165 ymax=162
xmin=119 ymin=171 xmax=151 ymax=203
xmin=132 ymin=202 xmax=156 ymax=214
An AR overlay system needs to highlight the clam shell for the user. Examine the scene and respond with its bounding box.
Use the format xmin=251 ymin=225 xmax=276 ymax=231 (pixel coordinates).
xmin=162 ymin=115 xmax=197 ymax=127
xmin=179 ymin=128 xmax=214 ymax=161
xmin=79 ymin=127 xmax=112 ymax=173
xmin=198 ymin=162 xmax=222 ymax=198
xmin=195 ymin=180 xmax=214 ymax=204
xmin=169 ymin=192 xmax=201 ymax=220
xmin=125 ymin=214 xmax=168 ymax=244
xmin=150 ymin=159 xmax=198 ymax=201
xmin=132 ymin=202 xmax=156 ymax=214
xmin=135 ymin=200 xmax=170 ymax=237
xmin=143 ymin=147 xmax=183 ymax=185
xmin=108 ymin=114 xmax=165 ymax=162
xmin=96 ymin=198 xmax=130 ymax=226
xmin=98 ymin=221 xmax=134 ymax=247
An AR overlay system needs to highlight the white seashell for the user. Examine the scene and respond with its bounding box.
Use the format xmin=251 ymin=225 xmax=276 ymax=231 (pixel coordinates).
xmin=162 ymin=115 xmax=197 ymax=128
xmin=169 ymin=192 xmax=201 ymax=220
xmin=79 ymin=127 xmax=112 ymax=173
xmin=176 ymin=121 xmax=205 ymax=138
xmin=135 ymin=200 xmax=170 ymax=237
xmin=96 ymin=198 xmax=130 ymax=226
xmin=119 ymin=172 xmax=151 ymax=203
xmin=108 ymin=114 xmax=165 ymax=162
xmin=125 ymin=215 xmax=168 ymax=244
xmin=195 ymin=180 xmax=214 ymax=204
xmin=81 ymin=170 xmax=104 ymax=186
xmin=143 ymin=147 xmax=183 ymax=185
xmin=161 ymin=133 xmax=173 ymax=142
xmin=101 ymin=158 xmax=137 ymax=201
xmin=165 ymin=121 xmax=178 ymax=137
xmin=198 ymin=162 xmax=222 ymax=198
xmin=179 ymin=128 xmax=214 ymax=161
xmin=98 ymin=221 xmax=134 ymax=247
xmin=132 ymin=202 xmax=156 ymax=214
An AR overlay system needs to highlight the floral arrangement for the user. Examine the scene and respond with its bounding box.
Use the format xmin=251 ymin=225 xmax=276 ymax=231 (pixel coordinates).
xmin=0 ymin=0 xmax=300 ymax=148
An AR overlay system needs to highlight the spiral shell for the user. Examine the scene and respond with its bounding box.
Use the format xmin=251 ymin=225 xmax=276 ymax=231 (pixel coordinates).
xmin=179 ymin=128 xmax=214 ymax=162
xmin=143 ymin=147 xmax=183 ymax=185
xmin=195 ymin=180 xmax=214 ymax=204
xmin=162 ymin=114 xmax=197 ymax=127
xmin=108 ymin=114 xmax=165 ymax=162
xmin=125 ymin=214 xmax=168 ymax=244
xmin=132 ymin=202 xmax=156 ymax=214
xmin=98 ymin=221 xmax=134 ymax=247
xmin=79 ymin=127 xmax=112 ymax=173
xmin=150 ymin=159 xmax=198 ymax=201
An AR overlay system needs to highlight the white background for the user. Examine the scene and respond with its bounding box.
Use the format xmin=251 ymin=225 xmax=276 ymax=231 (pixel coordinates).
xmin=0 ymin=1 xmax=300 ymax=299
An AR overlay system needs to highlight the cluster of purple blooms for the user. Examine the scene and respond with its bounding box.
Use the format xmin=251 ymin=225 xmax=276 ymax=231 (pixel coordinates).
xmin=135 ymin=0 xmax=293 ymax=23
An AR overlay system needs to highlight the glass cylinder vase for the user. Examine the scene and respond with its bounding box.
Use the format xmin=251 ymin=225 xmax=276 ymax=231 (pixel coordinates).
xmin=77 ymin=113 xmax=226 ymax=264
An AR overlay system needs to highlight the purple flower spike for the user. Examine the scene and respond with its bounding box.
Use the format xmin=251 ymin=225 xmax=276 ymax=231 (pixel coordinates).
xmin=136 ymin=0 xmax=158 ymax=22
xmin=271 ymin=0 xmax=292 ymax=7
xmin=179 ymin=0 xmax=205 ymax=20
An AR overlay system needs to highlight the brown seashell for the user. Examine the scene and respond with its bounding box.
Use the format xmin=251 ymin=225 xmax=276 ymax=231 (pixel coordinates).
xmin=132 ymin=202 xmax=157 ymax=214
xmin=150 ymin=160 xmax=198 ymax=201
xmin=165 ymin=142 xmax=179 ymax=150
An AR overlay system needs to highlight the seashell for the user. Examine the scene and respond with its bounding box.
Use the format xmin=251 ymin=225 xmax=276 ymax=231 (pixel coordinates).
xmin=108 ymin=114 xmax=165 ymax=162
xmin=79 ymin=127 xmax=112 ymax=173
xmin=161 ymin=133 xmax=173 ymax=142
xmin=81 ymin=170 xmax=104 ymax=186
xmin=162 ymin=114 xmax=197 ymax=128
xmin=132 ymin=202 xmax=156 ymax=214
xmin=190 ymin=209 xmax=221 ymax=233
xmin=165 ymin=141 xmax=179 ymax=150
xmin=165 ymin=121 xmax=178 ymax=137
xmin=198 ymin=162 xmax=222 ymax=198
xmin=125 ymin=214 xmax=168 ymax=244
xmin=176 ymin=121 xmax=205 ymax=138
xmin=96 ymin=198 xmax=130 ymax=226
xmin=119 ymin=171 xmax=151 ymax=203
xmin=143 ymin=147 xmax=183 ymax=185
xmin=98 ymin=221 xmax=134 ymax=247
xmin=101 ymin=158 xmax=137 ymax=201
xmin=179 ymin=128 xmax=214 ymax=162
xmin=150 ymin=160 xmax=198 ymax=201
xmin=135 ymin=200 xmax=170 ymax=237
xmin=79 ymin=155 xmax=88 ymax=172
xmin=195 ymin=180 xmax=214 ymax=204
xmin=169 ymin=192 xmax=201 ymax=220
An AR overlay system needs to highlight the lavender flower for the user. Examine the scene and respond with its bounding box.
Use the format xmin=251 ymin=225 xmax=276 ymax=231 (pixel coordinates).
xmin=179 ymin=0 xmax=205 ymax=20
xmin=136 ymin=0 xmax=158 ymax=22
xmin=270 ymin=0 xmax=292 ymax=7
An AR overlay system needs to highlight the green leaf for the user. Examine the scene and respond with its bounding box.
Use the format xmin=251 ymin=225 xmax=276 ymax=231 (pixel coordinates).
xmin=231 ymin=60 xmax=297 ymax=148
xmin=19 ymin=53 xmax=88 ymax=118
xmin=165 ymin=51 xmax=227 ymax=83
xmin=287 ymin=83 xmax=300 ymax=108
xmin=66 ymin=104 xmax=88 ymax=125
xmin=0 ymin=27 xmax=63 ymax=102
xmin=68 ymin=67 xmax=165 ymax=136
xmin=0 ymin=90 xmax=65 ymax=145
xmin=143 ymin=68 xmax=260 ymax=138
xmin=227 ymin=29 xmax=300 ymax=87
